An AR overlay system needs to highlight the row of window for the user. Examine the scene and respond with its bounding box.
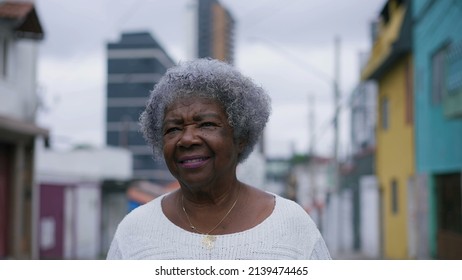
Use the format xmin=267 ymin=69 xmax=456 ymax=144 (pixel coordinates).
xmin=106 ymin=107 xmax=145 ymax=123
xmin=107 ymin=130 xmax=146 ymax=147
xmin=108 ymin=58 xmax=167 ymax=74
xmin=132 ymin=154 xmax=167 ymax=170
xmin=0 ymin=36 xmax=8 ymax=78
xmin=107 ymin=83 xmax=154 ymax=98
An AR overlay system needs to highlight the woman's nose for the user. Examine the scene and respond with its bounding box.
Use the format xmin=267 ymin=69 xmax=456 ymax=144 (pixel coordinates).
xmin=177 ymin=125 xmax=200 ymax=147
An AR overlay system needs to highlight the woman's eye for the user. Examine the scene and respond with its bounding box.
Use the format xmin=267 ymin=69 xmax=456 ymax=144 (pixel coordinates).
xmin=200 ymin=122 xmax=216 ymax=128
xmin=164 ymin=127 xmax=180 ymax=134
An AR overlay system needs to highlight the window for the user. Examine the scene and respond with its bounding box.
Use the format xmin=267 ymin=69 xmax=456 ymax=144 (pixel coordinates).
xmin=436 ymin=173 xmax=462 ymax=233
xmin=391 ymin=179 xmax=399 ymax=214
xmin=446 ymin=41 xmax=462 ymax=96
xmin=108 ymin=58 xmax=165 ymax=74
xmin=431 ymin=44 xmax=449 ymax=104
xmin=405 ymin=59 xmax=414 ymax=124
xmin=0 ymin=37 xmax=8 ymax=78
xmin=381 ymin=97 xmax=389 ymax=130
xmin=106 ymin=130 xmax=146 ymax=147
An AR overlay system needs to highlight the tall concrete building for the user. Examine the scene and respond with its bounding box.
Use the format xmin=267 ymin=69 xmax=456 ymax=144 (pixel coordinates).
xmin=106 ymin=32 xmax=175 ymax=185
xmin=187 ymin=0 xmax=235 ymax=64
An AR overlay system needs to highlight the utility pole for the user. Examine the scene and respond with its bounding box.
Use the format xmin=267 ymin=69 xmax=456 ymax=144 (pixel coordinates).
xmin=308 ymin=93 xmax=319 ymax=227
xmin=333 ymin=36 xmax=340 ymax=190
xmin=309 ymin=93 xmax=316 ymax=155
xmin=333 ymin=36 xmax=342 ymax=253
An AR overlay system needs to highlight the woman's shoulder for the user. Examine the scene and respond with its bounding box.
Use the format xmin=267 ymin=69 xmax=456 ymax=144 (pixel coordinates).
xmin=272 ymin=195 xmax=319 ymax=228
xmin=116 ymin=194 xmax=165 ymax=231
xmin=269 ymin=193 xmax=301 ymax=211
xmin=274 ymin=195 xmax=306 ymax=211
xmin=246 ymin=186 xmax=310 ymax=223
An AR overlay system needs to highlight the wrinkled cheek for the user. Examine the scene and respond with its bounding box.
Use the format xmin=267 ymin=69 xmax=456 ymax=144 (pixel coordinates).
xmin=162 ymin=145 xmax=176 ymax=174
xmin=164 ymin=161 xmax=179 ymax=180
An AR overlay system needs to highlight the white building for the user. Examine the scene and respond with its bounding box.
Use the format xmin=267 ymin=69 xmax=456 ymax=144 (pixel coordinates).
xmin=289 ymin=155 xmax=332 ymax=229
xmin=35 ymin=146 xmax=133 ymax=259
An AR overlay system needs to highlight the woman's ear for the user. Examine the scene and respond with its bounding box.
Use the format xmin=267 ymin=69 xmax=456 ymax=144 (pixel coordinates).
xmin=237 ymin=139 xmax=247 ymax=154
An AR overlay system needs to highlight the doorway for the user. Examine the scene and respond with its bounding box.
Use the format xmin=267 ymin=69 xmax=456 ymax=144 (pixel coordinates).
xmin=436 ymin=172 xmax=462 ymax=259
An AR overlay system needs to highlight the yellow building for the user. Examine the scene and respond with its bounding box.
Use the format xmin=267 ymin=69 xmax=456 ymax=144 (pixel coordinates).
xmin=361 ymin=0 xmax=414 ymax=259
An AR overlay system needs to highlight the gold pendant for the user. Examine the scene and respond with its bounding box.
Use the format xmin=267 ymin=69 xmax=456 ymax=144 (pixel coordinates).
xmin=202 ymin=234 xmax=217 ymax=250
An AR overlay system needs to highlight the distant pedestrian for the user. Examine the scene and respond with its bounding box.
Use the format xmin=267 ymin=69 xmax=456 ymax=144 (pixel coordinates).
xmin=107 ymin=58 xmax=331 ymax=259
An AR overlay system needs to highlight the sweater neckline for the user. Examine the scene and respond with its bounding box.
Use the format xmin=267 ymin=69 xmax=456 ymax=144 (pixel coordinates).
xmin=159 ymin=193 xmax=278 ymax=238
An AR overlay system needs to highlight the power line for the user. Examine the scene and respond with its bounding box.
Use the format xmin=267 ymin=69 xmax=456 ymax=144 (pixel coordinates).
xmin=238 ymin=0 xmax=306 ymax=29
xmin=248 ymin=36 xmax=334 ymax=87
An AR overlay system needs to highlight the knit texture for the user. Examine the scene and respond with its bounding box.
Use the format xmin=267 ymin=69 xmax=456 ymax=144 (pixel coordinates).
xmin=107 ymin=194 xmax=331 ymax=260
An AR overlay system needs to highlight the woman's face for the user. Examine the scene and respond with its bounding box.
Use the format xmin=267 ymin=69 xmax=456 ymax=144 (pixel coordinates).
xmin=162 ymin=97 xmax=243 ymax=191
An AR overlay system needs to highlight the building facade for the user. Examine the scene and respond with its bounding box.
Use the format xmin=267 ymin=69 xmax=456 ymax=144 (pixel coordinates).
xmin=0 ymin=1 xmax=47 ymax=259
xmin=350 ymin=54 xmax=377 ymax=156
xmin=343 ymin=53 xmax=379 ymax=255
xmin=413 ymin=0 xmax=462 ymax=259
xmin=106 ymin=32 xmax=175 ymax=185
xmin=361 ymin=0 xmax=415 ymax=259
xmin=36 ymin=147 xmax=132 ymax=259
xmin=187 ymin=0 xmax=235 ymax=64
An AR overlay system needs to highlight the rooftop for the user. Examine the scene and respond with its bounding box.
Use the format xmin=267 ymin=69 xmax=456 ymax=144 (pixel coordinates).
xmin=0 ymin=1 xmax=44 ymax=39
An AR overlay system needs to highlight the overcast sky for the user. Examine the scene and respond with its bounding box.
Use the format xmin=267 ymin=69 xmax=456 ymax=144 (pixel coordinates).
xmin=35 ymin=0 xmax=384 ymax=158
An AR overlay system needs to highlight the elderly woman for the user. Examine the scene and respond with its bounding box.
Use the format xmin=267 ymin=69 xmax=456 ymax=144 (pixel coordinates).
xmin=107 ymin=58 xmax=331 ymax=260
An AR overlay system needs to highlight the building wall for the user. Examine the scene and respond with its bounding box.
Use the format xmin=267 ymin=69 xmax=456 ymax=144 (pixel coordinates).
xmin=36 ymin=146 xmax=133 ymax=259
xmin=0 ymin=143 xmax=12 ymax=257
xmin=212 ymin=3 xmax=226 ymax=61
xmin=341 ymin=151 xmax=376 ymax=251
xmin=36 ymin=147 xmax=133 ymax=181
xmin=197 ymin=0 xmax=234 ymax=63
xmin=0 ymin=3 xmax=45 ymax=259
xmin=350 ymin=81 xmax=377 ymax=155
xmin=38 ymin=182 xmax=101 ymax=260
xmin=413 ymin=0 xmax=462 ymax=259
xmin=212 ymin=2 xmax=233 ymax=63
xmin=413 ymin=0 xmax=462 ymax=173
xmin=359 ymin=175 xmax=380 ymax=259
xmin=376 ymin=54 xmax=415 ymax=259
xmin=0 ymin=37 xmax=39 ymax=122
xmin=343 ymin=52 xmax=378 ymax=254
xmin=101 ymin=190 xmax=127 ymax=256
xmin=71 ymin=183 xmax=101 ymax=259
xmin=38 ymin=184 xmax=65 ymax=259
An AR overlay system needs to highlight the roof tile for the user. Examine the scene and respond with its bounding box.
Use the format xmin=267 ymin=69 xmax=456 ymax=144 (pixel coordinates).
xmin=0 ymin=2 xmax=33 ymax=20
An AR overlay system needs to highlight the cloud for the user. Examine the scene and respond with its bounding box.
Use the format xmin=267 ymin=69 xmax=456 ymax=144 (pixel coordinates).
xmin=37 ymin=48 xmax=105 ymax=147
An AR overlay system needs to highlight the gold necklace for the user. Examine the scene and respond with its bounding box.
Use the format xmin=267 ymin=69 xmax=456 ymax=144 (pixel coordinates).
xmin=181 ymin=187 xmax=240 ymax=250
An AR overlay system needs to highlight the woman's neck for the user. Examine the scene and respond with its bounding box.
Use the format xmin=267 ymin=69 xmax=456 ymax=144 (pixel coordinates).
xmin=180 ymin=179 xmax=243 ymax=208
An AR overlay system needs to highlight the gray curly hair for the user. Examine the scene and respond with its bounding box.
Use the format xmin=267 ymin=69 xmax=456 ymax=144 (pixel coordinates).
xmin=139 ymin=58 xmax=271 ymax=163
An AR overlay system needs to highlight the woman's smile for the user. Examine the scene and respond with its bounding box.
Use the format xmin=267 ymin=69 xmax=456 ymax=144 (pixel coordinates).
xmin=178 ymin=156 xmax=211 ymax=169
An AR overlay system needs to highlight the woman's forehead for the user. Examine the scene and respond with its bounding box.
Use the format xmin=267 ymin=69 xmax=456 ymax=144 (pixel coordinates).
xmin=166 ymin=96 xmax=223 ymax=111
xmin=164 ymin=97 xmax=226 ymax=120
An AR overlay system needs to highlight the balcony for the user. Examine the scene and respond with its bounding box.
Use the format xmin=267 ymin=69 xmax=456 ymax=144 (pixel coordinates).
xmin=361 ymin=0 xmax=410 ymax=80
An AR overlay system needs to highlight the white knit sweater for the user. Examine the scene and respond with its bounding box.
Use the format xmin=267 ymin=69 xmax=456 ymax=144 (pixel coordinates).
xmin=107 ymin=194 xmax=331 ymax=260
